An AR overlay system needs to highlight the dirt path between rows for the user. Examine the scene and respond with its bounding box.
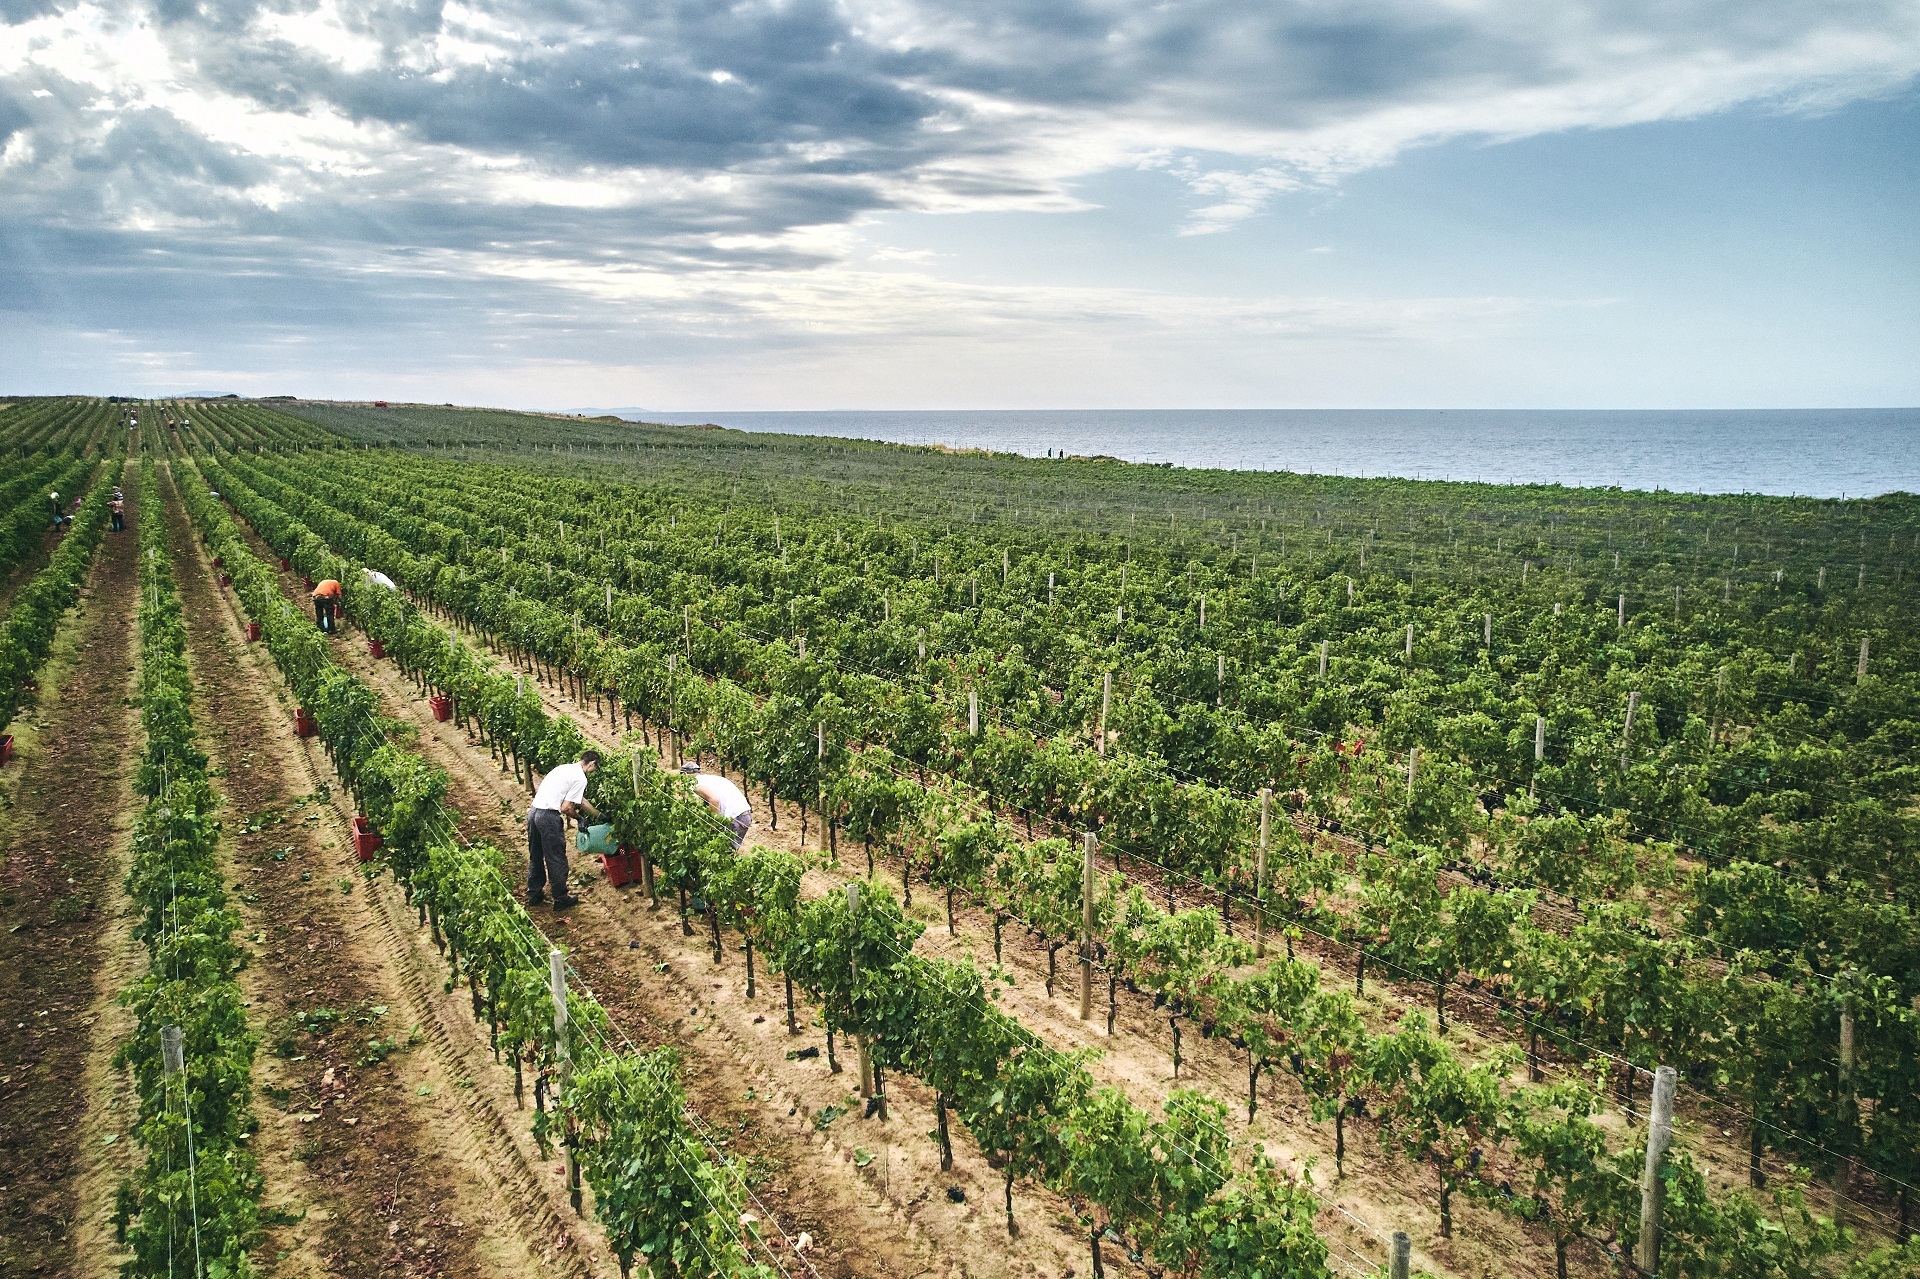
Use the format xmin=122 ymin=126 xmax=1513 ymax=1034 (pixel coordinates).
xmin=217 ymin=490 xmax=1739 ymax=1278
xmin=234 ymin=522 xmax=1637 ymax=1278
xmin=208 ymin=453 xmax=1903 ymax=1269
xmin=0 ymin=461 xmax=143 ymax=1279
xmin=217 ymin=516 xmax=1080 ymax=1279
xmin=161 ymin=466 xmax=578 ymax=1279
xmin=392 ymin=632 xmax=1564 ymax=1279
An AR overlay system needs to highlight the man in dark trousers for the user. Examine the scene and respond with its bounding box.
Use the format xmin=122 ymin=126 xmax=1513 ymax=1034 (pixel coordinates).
xmin=311 ymin=578 xmax=342 ymax=632
xmin=527 ymin=750 xmax=600 ymax=909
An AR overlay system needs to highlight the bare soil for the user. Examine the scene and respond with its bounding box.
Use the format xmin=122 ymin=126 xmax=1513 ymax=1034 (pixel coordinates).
xmin=0 ymin=462 xmax=142 ymax=1279
xmin=227 ymin=507 xmax=1876 ymax=1278
xmin=228 ymin=521 xmax=1087 ymax=1279
xmin=161 ymin=466 xmax=575 ymax=1279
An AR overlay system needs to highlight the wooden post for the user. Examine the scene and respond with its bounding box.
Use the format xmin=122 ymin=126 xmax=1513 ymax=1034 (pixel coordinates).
xmin=1319 ymin=639 xmax=1328 ymax=678
xmin=1199 ymin=594 xmax=1206 ymax=630
xmin=1858 ymin=637 xmax=1869 ymax=681
xmin=1404 ymin=623 xmax=1413 ymax=662
xmin=1048 ymin=571 xmax=1055 ymax=606
xmin=969 ymin=689 xmax=979 ymax=736
xmin=1098 ymin=672 xmax=1110 ymax=756
xmin=1002 ymin=547 xmax=1009 ymax=583
xmin=1618 ymin=593 xmax=1626 ymax=628
xmin=1483 ymin=612 xmax=1491 ymax=647
xmin=667 ymin=655 xmax=679 ymax=766
xmin=1636 ymin=1065 xmax=1678 ymax=1274
xmin=1390 ymin=1231 xmax=1411 ymax=1279
xmin=846 ymin=883 xmax=877 ymax=1106
xmin=1079 ymin=833 xmax=1095 ymax=1021
xmin=1217 ymin=653 xmax=1225 ymax=707
xmin=1406 ymin=747 xmax=1418 ymax=804
xmin=1255 ymin=788 xmax=1271 ymax=959
xmin=550 ymin=949 xmax=581 ymax=1213
xmin=1818 ymin=565 xmax=1826 ymax=589
xmin=1674 ymin=584 xmax=1681 ymax=621
xmin=1621 ymin=691 xmax=1639 ymax=772
xmin=1839 ymin=986 xmax=1857 ymax=1198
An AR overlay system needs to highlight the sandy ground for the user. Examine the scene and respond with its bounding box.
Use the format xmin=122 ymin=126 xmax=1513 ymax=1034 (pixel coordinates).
xmin=162 ymin=464 xmax=583 ymax=1279
xmin=220 ymin=482 xmax=1902 ymax=1277
xmin=0 ymin=461 xmax=142 ymax=1279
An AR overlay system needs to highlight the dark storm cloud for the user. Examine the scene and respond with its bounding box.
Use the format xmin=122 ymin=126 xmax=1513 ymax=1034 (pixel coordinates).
xmin=190 ymin=0 xmax=940 ymax=172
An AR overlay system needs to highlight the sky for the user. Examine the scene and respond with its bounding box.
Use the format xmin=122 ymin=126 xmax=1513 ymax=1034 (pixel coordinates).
xmin=0 ymin=0 xmax=1916 ymax=409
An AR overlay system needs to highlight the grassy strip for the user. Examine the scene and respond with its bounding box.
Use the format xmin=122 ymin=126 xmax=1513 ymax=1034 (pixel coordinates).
xmin=201 ymin=443 xmax=1920 ymax=1273
xmin=171 ymin=450 xmax=785 ymax=1279
xmin=186 ymin=449 xmax=1342 ymax=1278
xmin=0 ymin=440 xmax=120 ymax=733
xmin=112 ymin=456 xmax=265 ymax=1278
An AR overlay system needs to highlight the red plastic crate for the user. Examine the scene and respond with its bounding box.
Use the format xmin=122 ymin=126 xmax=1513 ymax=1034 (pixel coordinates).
xmin=367 ymin=638 xmax=385 ymax=660
xmin=352 ymin=816 xmax=384 ymax=862
xmin=218 ymin=573 xmax=231 ymax=587
xmin=212 ymin=555 xmax=224 ymax=567
xmin=0 ymin=734 xmax=13 ymax=766
xmin=279 ymin=557 xmax=290 ymax=571
xmin=429 ymin=694 xmax=452 ymax=722
xmin=245 ymin=621 xmax=261 ymax=642
xmin=600 ymin=847 xmax=641 ymax=888
xmin=302 ymin=577 xmax=314 ymax=591
xmin=294 ymin=708 xmax=318 ymax=738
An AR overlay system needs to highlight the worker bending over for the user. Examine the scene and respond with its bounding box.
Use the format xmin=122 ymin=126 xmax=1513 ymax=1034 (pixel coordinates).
xmin=681 ymin=762 xmax=752 ymax=849
xmin=311 ymin=578 xmax=342 ymax=632
xmin=528 ymin=751 xmax=600 ymax=909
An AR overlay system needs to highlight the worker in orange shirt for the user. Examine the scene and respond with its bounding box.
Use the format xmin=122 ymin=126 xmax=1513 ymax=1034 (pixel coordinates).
xmin=311 ymin=578 xmax=343 ymax=633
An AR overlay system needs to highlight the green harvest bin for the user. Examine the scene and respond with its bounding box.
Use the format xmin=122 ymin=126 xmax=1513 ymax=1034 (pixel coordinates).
xmin=576 ymin=823 xmax=617 ymax=857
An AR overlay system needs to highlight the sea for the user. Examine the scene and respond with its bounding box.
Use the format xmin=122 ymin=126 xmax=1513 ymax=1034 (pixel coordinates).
xmin=601 ymin=408 xmax=1920 ymax=499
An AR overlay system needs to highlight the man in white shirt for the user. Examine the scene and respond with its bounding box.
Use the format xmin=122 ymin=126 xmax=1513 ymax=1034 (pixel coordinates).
xmin=681 ymin=762 xmax=752 ymax=849
xmin=528 ymin=750 xmax=599 ymax=909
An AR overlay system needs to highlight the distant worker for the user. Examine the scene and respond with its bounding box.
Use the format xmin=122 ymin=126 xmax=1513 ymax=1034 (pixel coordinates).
xmin=681 ymin=762 xmax=752 ymax=849
xmin=110 ymin=493 xmax=125 ymax=532
xmin=528 ymin=750 xmax=600 ymax=909
xmin=311 ymin=578 xmax=343 ymax=632
xmin=48 ymin=490 xmax=60 ymax=523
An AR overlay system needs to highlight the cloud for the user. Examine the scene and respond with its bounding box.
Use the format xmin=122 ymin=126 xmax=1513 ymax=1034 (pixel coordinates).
xmin=0 ymin=0 xmax=1914 ymax=377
